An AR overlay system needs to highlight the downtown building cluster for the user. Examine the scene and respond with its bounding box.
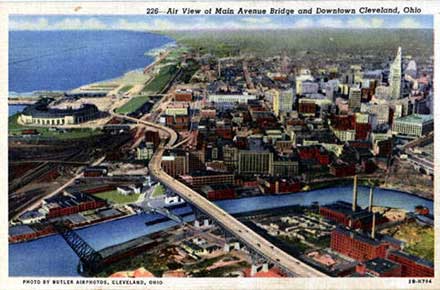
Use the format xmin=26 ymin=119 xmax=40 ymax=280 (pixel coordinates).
xmin=139 ymin=45 xmax=434 ymax=203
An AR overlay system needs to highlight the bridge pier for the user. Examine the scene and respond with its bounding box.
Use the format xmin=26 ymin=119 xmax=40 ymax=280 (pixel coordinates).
xmin=191 ymin=206 xmax=214 ymax=228
xmin=250 ymin=263 xmax=270 ymax=277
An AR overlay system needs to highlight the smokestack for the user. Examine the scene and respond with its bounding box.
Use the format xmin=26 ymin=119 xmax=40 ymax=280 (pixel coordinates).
xmin=369 ymin=185 xmax=374 ymax=212
xmin=352 ymin=175 xmax=358 ymax=212
xmin=371 ymin=214 xmax=376 ymax=239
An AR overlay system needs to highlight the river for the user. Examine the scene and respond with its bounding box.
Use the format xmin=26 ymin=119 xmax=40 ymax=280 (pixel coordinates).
xmin=9 ymin=185 xmax=432 ymax=277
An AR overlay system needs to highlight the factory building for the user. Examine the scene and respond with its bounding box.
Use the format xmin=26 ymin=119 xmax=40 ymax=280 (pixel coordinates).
xmin=320 ymin=177 xmax=382 ymax=229
xmin=387 ymin=250 xmax=434 ymax=277
xmin=41 ymin=192 xmax=107 ymax=219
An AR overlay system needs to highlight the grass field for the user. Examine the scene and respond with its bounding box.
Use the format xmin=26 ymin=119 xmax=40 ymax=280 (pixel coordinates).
xmin=151 ymin=184 xmax=166 ymax=198
xmin=142 ymin=64 xmax=178 ymax=94
xmin=392 ymin=222 xmax=434 ymax=262
xmin=115 ymin=96 xmax=150 ymax=114
xmin=95 ymin=190 xmax=140 ymax=204
xmin=8 ymin=114 xmax=102 ymax=140
xmin=119 ymin=85 xmax=133 ymax=93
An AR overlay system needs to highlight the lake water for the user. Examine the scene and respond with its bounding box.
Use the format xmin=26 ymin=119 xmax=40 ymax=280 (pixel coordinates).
xmin=9 ymin=105 xmax=27 ymax=117
xmin=9 ymin=186 xmax=432 ymax=277
xmin=9 ymin=30 xmax=174 ymax=93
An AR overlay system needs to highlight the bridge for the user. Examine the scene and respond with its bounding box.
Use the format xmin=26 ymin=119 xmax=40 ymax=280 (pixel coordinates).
xmin=111 ymin=107 xmax=327 ymax=277
xmin=53 ymin=222 xmax=104 ymax=274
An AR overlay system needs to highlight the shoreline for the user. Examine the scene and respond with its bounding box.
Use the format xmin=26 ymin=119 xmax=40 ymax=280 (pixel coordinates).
xmin=8 ymin=40 xmax=177 ymax=97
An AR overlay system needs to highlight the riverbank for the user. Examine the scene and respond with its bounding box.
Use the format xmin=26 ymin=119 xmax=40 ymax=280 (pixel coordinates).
xmin=9 ymin=185 xmax=432 ymax=276
xmin=305 ymin=176 xmax=433 ymax=201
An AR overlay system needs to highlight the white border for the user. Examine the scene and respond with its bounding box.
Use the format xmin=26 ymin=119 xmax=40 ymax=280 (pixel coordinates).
xmin=0 ymin=1 xmax=438 ymax=290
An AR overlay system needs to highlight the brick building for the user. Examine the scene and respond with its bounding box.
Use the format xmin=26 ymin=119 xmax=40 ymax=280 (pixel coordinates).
xmin=162 ymin=155 xmax=188 ymax=177
xmin=42 ymin=192 xmax=107 ymax=218
xmin=174 ymin=89 xmax=193 ymax=102
xmin=320 ymin=201 xmax=385 ymax=229
xmin=355 ymin=258 xmax=402 ymax=277
xmin=200 ymin=184 xmax=236 ymax=200
xmin=330 ymin=227 xmax=390 ymax=261
xmin=298 ymin=146 xmax=330 ymax=166
xmin=180 ymin=171 xmax=234 ymax=189
xmin=259 ymin=177 xmax=301 ymax=194
xmin=329 ymin=162 xmax=356 ymax=177
xmin=387 ymin=250 xmax=434 ymax=277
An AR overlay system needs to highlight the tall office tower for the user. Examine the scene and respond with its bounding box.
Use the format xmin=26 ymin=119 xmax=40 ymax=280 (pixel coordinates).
xmin=279 ymin=89 xmax=294 ymax=113
xmin=348 ymin=87 xmax=362 ymax=112
xmin=389 ymin=47 xmax=402 ymax=100
xmin=272 ymin=90 xmax=280 ymax=117
xmin=273 ymin=89 xmax=294 ymax=117
xmin=405 ymin=60 xmax=417 ymax=79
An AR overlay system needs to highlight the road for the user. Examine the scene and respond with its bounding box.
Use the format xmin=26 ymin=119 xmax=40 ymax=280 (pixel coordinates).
xmin=111 ymin=107 xmax=327 ymax=277
xmin=149 ymin=146 xmax=326 ymax=277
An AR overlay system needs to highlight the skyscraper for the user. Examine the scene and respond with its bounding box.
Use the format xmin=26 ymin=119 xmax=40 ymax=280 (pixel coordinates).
xmin=279 ymin=89 xmax=294 ymax=113
xmin=389 ymin=47 xmax=402 ymax=100
xmin=349 ymin=87 xmax=362 ymax=111
xmin=273 ymin=89 xmax=293 ymax=117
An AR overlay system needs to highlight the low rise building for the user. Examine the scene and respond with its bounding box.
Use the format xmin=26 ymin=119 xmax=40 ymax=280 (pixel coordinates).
xmin=41 ymin=192 xmax=106 ymax=219
xmin=392 ymin=114 xmax=433 ymax=137
xmin=179 ymin=171 xmax=234 ymax=189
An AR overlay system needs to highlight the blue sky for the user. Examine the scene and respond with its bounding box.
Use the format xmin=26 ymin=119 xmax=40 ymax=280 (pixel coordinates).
xmin=9 ymin=15 xmax=433 ymax=31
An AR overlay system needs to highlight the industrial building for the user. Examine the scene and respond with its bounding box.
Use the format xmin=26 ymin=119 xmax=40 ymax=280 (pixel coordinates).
xmin=387 ymin=250 xmax=434 ymax=277
xmin=320 ymin=177 xmax=384 ymax=229
xmin=41 ymin=192 xmax=107 ymax=218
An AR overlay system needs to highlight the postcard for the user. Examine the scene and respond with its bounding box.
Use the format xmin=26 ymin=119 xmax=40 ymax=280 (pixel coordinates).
xmin=0 ymin=1 xmax=438 ymax=289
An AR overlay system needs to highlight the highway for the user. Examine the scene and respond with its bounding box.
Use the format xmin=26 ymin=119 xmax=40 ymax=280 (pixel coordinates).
xmin=111 ymin=108 xmax=327 ymax=277
xmin=149 ymin=147 xmax=326 ymax=277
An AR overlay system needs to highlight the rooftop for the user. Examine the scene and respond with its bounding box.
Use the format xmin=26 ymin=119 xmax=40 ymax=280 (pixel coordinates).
xmin=321 ymin=201 xmax=372 ymax=220
xmin=395 ymin=114 xmax=433 ymax=124
xmin=9 ymin=225 xmax=35 ymax=236
xmin=389 ymin=250 xmax=434 ymax=268
xmin=334 ymin=226 xmax=381 ymax=246
xmin=44 ymin=192 xmax=102 ymax=209
xmin=365 ymin=258 xmax=400 ymax=274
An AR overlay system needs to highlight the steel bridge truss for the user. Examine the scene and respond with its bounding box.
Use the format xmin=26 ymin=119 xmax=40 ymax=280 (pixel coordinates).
xmin=53 ymin=223 xmax=103 ymax=274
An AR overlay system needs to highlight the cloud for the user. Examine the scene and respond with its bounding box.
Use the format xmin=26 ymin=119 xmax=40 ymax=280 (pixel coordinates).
xmin=398 ymin=17 xmax=423 ymax=29
xmin=53 ymin=18 xmax=107 ymax=30
xmin=10 ymin=17 xmax=49 ymax=30
xmin=317 ymin=18 xmax=344 ymax=28
xmin=241 ymin=17 xmax=272 ymax=24
xmin=371 ymin=18 xmax=385 ymax=28
xmin=9 ymin=16 xmax=430 ymax=31
xmin=293 ymin=18 xmax=314 ymax=28
xmin=10 ymin=17 xmax=107 ymax=30
xmin=346 ymin=17 xmax=385 ymax=29
xmin=113 ymin=19 xmax=150 ymax=31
